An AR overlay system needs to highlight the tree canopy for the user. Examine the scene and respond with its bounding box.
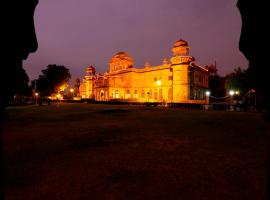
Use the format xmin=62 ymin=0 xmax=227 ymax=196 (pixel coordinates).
xmin=32 ymin=64 xmax=71 ymax=96
xmin=225 ymin=67 xmax=253 ymax=95
xmin=14 ymin=67 xmax=31 ymax=96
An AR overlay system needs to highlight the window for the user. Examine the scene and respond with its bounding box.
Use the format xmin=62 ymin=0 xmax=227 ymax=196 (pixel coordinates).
xmin=149 ymin=89 xmax=153 ymax=98
xmin=168 ymin=88 xmax=173 ymax=100
xmin=154 ymin=89 xmax=158 ymax=100
xmin=126 ymin=89 xmax=130 ymax=98
xmin=159 ymin=89 xmax=163 ymax=100
xmin=134 ymin=90 xmax=138 ymax=98
xmin=113 ymin=90 xmax=120 ymax=99
xmin=141 ymin=90 xmax=145 ymax=97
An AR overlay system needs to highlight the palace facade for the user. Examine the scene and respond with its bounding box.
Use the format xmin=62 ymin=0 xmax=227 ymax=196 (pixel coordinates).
xmin=79 ymin=39 xmax=209 ymax=104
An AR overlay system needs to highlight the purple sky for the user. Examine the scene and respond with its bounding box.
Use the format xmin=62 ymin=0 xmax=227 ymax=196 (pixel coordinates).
xmin=24 ymin=0 xmax=248 ymax=82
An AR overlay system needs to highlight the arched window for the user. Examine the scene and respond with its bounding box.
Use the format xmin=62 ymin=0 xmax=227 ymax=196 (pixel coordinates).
xmin=141 ymin=90 xmax=145 ymax=98
xmin=159 ymin=89 xmax=163 ymax=100
xmin=113 ymin=90 xmax=119 ymax=99
xmin=154 ymin=89 xmax=158 ymax=100
xmin=149 ymin=89 xmax=153 ymax=98
xmin=134 ymin=90 xmax=138 ymax=98
xmin=168 ymin=88 xmax=173 ymax=101
xmin=126 ymin=89 xmax=130 ymax=99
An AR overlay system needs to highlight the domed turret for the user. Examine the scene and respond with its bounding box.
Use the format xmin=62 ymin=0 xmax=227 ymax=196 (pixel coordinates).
xmin=172 ymin=38 xmax=190 ymax=56
xmin=171 ymin=38 xmax=194 ymax=65
xmin=85 ymin=65 xmax=96 ymax=80
xmin=109 ymin=52 xmax=134 ymax=72
xmin=86 ymin=65 xmax=96 ymax=75
xmin=174 ymin=39 xmax=188 ymax=47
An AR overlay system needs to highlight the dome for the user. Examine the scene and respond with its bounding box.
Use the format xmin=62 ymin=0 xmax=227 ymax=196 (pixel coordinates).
xmin=109 ymin=51 xmax=134 ymax=72
xmin=172 ymin=38 xmax=190 ymax=57
xmin=86 ymin=65 xmax=96 ymax=72
xmin=86 ymin=65 xmax=96 ymax=74
xmin=110 ymin=51 xmax=133 ymax=63
xmin=174 ymin=39 xmax=188 ymax=47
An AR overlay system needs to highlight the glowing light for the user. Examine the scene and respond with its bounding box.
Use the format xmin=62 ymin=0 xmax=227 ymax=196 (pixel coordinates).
xmin=229 ymin=90 xmax=235 ymax=96
xmin=70 ymin=88 xmax=74 ymax=93
xmin=59 ymin=84 xmax=67 ymax=92
xmin=56 ymin=94 xmax=61 ymax=98
xmin=205 ymin=91 xmax=210 ymax=96
xmin=235 ymin=91 xmax=239 ymax=95
xmin=35 ymin=92 xmax=39 ymax=96
xmin=156 ymin=80 xmax=162 ymax=86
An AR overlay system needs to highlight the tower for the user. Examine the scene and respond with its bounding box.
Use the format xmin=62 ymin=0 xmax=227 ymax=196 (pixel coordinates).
xmin=170 ymin=39 xmax=194 ymax=102
xmin=85 ymin=65 xmax=96 ymax=98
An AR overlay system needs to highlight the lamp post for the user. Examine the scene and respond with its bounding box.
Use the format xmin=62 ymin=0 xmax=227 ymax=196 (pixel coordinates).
xmin=70 ymin=88 xmax=74 ymax=100
xmin=205 ymin=90 xmax=210 ymax=105
xmin=229 ymin=90 xmax=235 ymax=110
xmin=35 ymin=92 xmax=39 ymax=105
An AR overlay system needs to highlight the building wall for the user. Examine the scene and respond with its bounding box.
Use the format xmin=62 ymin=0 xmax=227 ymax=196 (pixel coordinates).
xmin=81 ymin=65 xmax=208 ymax=103
xmin=79 ymin=39 xmax=209 ymax=104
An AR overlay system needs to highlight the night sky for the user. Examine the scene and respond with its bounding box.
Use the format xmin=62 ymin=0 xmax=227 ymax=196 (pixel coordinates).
xmin=24 ymin=0 xmax=248 ymax=82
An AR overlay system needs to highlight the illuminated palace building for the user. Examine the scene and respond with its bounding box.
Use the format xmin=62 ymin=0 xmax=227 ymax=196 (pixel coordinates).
xmin=79 ymin=39 xmax=209 ymax=104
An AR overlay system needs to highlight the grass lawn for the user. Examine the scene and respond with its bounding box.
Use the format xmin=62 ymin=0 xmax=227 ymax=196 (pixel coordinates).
xmin=3 ymin=103 xmax=270 ymax=200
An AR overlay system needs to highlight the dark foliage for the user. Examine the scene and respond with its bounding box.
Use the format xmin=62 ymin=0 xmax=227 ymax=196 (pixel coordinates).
xmin=209 ymin=75 xmax=226 ymax=98
xmin=32 ymin=64 xmax=71 ymax=96
xmin=14 ymin=67 xmax=31 ymax=96
xmin=225 ymin=67 xmax=254 ymax=95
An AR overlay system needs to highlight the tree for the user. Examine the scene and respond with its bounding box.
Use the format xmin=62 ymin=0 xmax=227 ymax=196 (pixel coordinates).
xmin=225 ymin=67 xmax=252 ymax=95
xmin=206 ymin=63 xmax=226 ymax=98
xmin=209 ymin=75 xmax=226 ymax=98
xmin=14 ymin=67 xmax=31 ymax=96
xmin=32 ymin=64 xmax=71 ymax=96
xmin=74 ymin=78 xmax=81 ymax=97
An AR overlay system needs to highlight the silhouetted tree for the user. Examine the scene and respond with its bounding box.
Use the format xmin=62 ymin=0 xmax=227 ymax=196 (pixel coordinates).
xmin=225 ymin=67 xmax=245 ymax=93
xmin=225 ymin=67 xmax=256 ymax=95
xmin=209 ymin=75 xmax=226 ymax=98
xmin=74 ymin=78 xmax=81 ymax=96
xmin=32 ymin=64 xmax=71 ymax=96
xmin=206 ymin=63 xmax=226 ymax=98
xmin=14 ymin=67 xmax=31 ymax=96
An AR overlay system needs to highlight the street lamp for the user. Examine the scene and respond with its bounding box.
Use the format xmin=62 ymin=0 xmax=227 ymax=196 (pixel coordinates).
xmin=70 ymin=88 xmax=74 ymax=99
xmin=56 ymin=93 xmax=61 ymax=101
xmin=229 ymin=90 xmax=235 ymax=110
xmin=229 ymin=90 xmax=235 ymax=96
xmin=35 ymin=92 xmax=39 ymax=105
xmin=205 ymin=90 xmax=210 ymax=106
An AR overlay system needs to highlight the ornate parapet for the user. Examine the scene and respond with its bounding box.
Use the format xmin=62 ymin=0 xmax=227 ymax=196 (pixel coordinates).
xmin=170 ymin=56 xmax=194 ymax=65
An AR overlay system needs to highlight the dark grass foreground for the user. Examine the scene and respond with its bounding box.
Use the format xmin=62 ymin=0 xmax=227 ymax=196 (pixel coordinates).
xmin=3 ymin=103 xmax=269 ymax=200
